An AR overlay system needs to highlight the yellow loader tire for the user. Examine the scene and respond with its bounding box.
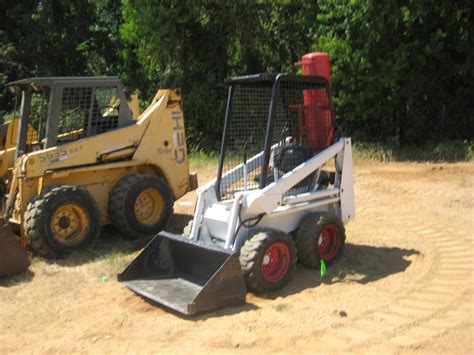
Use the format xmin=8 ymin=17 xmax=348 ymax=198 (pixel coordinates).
xmin=109 ymin=174 xmax=174 ymax=239
xmin=24 ymin=186 xmax=101 ymax=258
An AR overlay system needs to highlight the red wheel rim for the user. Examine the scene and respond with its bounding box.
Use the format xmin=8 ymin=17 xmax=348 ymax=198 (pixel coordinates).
xmin=317 ymin=224 xmax=340 ymax=260
xmin=261 ymin=242 xmax=290 ymax=282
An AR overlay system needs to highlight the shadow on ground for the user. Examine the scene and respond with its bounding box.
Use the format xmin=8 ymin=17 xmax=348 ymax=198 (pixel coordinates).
xmin=0 ymin=269 xmax=35 ymax=287
xmin=137 ymin=295 xmax=260 ymax=321
xmin=56 ymin=213 xmax=192 ymax=265
xmin=263 ymin=243 xmax=420 ymax=300
xmin=138 ymin=242 xmax=420 ymax=319
xmin=1 ymin=232 xmax=418 ymax=302
xmin=0 ymin=214 xmax=193 ymax=286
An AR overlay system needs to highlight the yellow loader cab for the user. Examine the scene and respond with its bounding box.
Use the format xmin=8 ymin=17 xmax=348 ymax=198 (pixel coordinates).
xmin=0 ymin=82 xmax=140 ymax=198
xmin=2 ymin=77 xmax=197 ymax=258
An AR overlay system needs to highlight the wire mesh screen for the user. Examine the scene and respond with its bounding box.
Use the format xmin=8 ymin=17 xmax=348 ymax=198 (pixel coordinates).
xmin=59 ymin=87 xmax=93 ymax=142
xmin=27 ymin=91 xmax=49 ymax=144
xmin=218 ymin=76 xmax=333 ymax=200
xmin=219 ymin=83 xmax=273 ymax=199
xmin=271 ymin=81 xmax=333 ymax=195
xmin=89 ymin=86 xmax=120 ymax=135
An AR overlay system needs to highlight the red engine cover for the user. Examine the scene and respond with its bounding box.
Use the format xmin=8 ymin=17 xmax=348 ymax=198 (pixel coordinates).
xmin=295 ymin=52 xmax=334 ymax=152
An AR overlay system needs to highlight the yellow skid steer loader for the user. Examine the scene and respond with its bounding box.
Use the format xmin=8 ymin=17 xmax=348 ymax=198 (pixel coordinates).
xmin=0 ymin=77 xmax=196 ymax=276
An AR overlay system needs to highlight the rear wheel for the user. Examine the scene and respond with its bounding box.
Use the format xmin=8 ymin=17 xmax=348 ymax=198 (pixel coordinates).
xmin=109 ymin=174 xmax=174 ymax=239
xmin=295 ymin=212 xmax=345 ymax=267
xmin=239 ymin=230 xmax=296 ymax=293
xmin=24 ymin=186 xmax=101 ymax=258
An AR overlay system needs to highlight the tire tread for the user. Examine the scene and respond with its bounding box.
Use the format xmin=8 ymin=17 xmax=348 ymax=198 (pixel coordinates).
xmin=24 ymin=185 xmax=100 ymax=258
xmin=109 ymin=174 xmax=174 ymax=239
xmin=239 ymin=230 xmax=297 ymax=293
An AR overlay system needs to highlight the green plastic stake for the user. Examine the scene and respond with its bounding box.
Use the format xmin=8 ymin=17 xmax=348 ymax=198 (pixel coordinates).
xmin=320 ymin=259 xmax=327 ymax=278
xmin=100 ymin=275 xmax=109 ymax=283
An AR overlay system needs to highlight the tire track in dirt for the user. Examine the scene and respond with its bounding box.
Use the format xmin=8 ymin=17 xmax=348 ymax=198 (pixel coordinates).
xmin=310 ymin=168 xmax=474 ymax=351
xmin=368 ymin=227 xmax=472 ymax=350
xmin=2 ymin=162 xmax=471 ymax=353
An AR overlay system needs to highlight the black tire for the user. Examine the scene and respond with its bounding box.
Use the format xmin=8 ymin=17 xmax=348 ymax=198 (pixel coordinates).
xmin=109 ymin=174 xmax=174 ymax=239
xmin=295 ymin=212 xmax=345 ymax=267
xmin=24 ymin=186 xmax=101 ymax=258
xmin=239 ymin=229 xmax=297 ymax=293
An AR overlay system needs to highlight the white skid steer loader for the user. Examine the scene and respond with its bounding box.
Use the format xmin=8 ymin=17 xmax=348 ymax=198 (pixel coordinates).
xmin=119 ymin=73 xmax=355 ymax=315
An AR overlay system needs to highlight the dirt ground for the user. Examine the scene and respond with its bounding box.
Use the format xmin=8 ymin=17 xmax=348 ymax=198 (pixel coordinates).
xmin=1 ymin=160 xmax=473 ymax=353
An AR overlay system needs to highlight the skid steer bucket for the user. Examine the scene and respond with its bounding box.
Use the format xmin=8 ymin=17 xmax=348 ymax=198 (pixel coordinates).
xmin=0 ymin=226 xmax=30 ymax=277
xmin=118 ymin=231 xmax=247 ymax=315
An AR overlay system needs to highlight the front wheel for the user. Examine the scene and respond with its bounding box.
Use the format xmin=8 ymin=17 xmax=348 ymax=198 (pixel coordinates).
xmin=239 ymin=230 xmax=296 ymax=293
xmin=24 ymin=186 xmax=101 ymax=258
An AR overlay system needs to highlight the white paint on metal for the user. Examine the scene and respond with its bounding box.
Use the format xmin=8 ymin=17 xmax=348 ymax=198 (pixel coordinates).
xmin=188 ymin=138 xmax=355 ymax=252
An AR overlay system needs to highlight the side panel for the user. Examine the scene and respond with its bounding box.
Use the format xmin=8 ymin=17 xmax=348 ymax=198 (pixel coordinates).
xmin=132 ymin=90 xmax=191 ymax=200
xmin=22 ymin=92 xmax=171 ymax=178
xmin=22 ymin=111 xmax=150 ymax=177
xmin=128 ymin=94 xmax=141 ymax=120
xmin=42 ymin=165 xmax=154 ymax=224
xmin=0 ymin=120 xmax=38 ymax=178
xmin=337 ymin=138 xmax=355 ymax=221
xmin=13 ymin=165 xmax=154 ymax=226
xmin=5 ymin=118 xmax=40 ymax=148
xmin=0 ymin=148 xmax=15 ymax=179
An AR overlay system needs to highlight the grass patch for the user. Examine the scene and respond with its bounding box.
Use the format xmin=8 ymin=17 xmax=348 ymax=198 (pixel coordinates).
xmin=189 ymin=140 xmax=473 ymax=165
xmin=89 ymin=249 xmax=131 ymax=281
xmin=188 ymin=149 xmax=219 ymax=167
xmin=352 ymin=140 xmax=473 ymax=162
xmin=101 ymin=250 xmax=130 ymax=270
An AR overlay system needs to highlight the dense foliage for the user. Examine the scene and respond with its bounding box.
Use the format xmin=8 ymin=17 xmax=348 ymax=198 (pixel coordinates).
xmin=1 ymin=0 xmax=472 ymax=150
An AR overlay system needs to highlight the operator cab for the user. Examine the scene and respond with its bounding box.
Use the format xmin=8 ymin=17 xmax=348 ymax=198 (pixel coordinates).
xmin=216 ymin=73 xmax=335 ymax=199
xmin=5 ymin=77 xmax=135 ymax=157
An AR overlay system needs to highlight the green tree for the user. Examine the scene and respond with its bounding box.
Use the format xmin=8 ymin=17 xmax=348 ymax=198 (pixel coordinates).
xmin=0 ymin=0 xmax=125 ymax=115
xmin=121 ymin=0 xmax=320 ymax=149
xmin=315 ymin=0 xmax=473 ymax=144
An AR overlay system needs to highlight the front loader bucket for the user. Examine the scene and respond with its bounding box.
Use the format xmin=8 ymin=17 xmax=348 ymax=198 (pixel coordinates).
xmin=118 ymin=232 xmax=247 ymax=315
xmin=0 ymin=226 xmax=30 ymax=277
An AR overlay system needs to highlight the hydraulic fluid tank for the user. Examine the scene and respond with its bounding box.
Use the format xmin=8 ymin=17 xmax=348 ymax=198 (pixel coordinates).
xmin=295 ymin=52 xmax=333 ymax=151
xmin=300 ymin=52 xmax=331 ymax=82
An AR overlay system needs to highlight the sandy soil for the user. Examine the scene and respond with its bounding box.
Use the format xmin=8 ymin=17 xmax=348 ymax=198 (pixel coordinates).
xmin=0 ymin=160 xmax=473 ymax=353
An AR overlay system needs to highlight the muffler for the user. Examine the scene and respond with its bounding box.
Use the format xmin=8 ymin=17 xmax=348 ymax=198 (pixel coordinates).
xmin=118 ymin=231 xmax=247 ymax=315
